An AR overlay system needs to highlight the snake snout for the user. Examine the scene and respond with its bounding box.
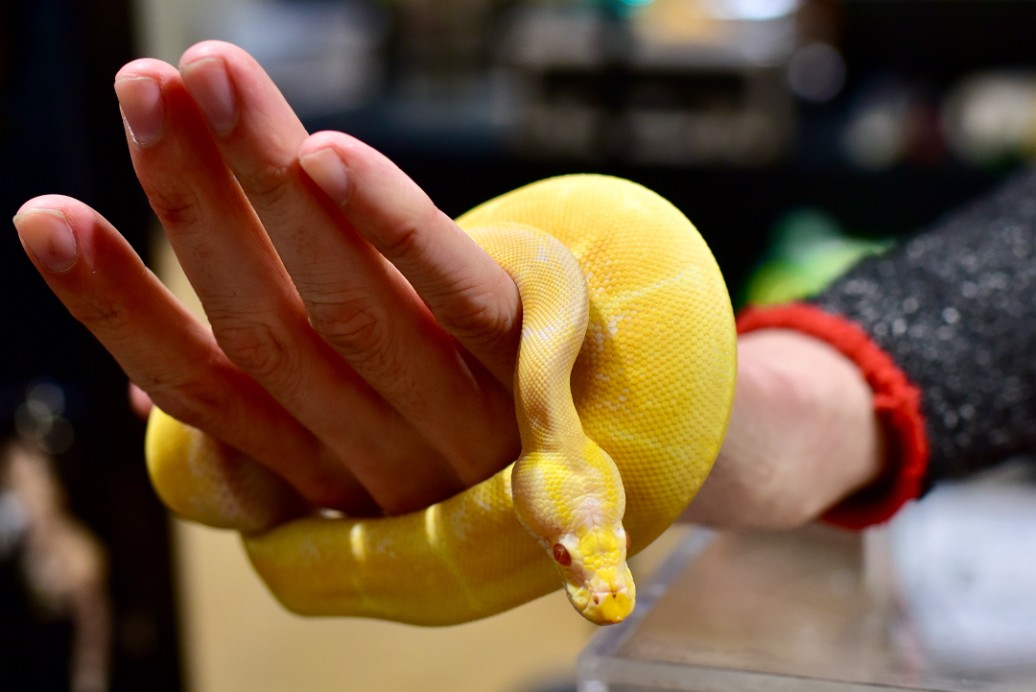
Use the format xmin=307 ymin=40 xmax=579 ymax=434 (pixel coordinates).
xmin=583 ymin=586 xmax=635 ymax=625
xmin=566 ymin=564 xmax=637 ymax=625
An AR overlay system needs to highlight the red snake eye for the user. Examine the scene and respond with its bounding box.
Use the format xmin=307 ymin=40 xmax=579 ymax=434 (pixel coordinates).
xmin=552 ymin=543 xmax=572 ymax=566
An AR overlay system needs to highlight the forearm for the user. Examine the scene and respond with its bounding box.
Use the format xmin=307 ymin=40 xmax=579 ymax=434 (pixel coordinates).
xmin=813 ymin=167 xmax=1036 ymax=487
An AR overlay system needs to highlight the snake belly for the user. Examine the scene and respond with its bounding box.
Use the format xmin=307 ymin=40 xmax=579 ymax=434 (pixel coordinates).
xmin=144 ymin=174 xmax=736 ymax=626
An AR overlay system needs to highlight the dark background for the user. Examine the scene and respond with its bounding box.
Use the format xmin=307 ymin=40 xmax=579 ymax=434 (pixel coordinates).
xmin=1 ymin=1 xmax=180 ymax=690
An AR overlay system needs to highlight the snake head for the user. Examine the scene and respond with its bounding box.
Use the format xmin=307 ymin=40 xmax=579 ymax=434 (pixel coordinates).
xmin=551 ymin=525 xmax=636 ymax=625
xmin=512 ymin=440 xmax=636 ymax=625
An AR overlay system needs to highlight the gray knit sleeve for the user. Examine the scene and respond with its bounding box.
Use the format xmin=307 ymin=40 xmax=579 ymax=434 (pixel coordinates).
xmin=811 ymin=167 xmax=1036 ymax=489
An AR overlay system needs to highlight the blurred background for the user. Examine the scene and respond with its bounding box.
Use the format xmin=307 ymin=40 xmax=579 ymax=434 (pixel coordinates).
xmin=1 ymin=0 xmax=1034 ymax=690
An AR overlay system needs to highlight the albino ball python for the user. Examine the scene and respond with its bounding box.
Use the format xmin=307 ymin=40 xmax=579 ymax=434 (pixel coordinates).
xmin=146 ymin=175 xmax=736 ymax=626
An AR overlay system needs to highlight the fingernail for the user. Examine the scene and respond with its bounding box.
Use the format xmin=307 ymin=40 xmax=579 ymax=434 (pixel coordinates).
xmin=181 ymin=57 xmax=238 ymax=135
xmin=13 ymin=209 xmax=78 ymax=273
xmin=114 ymin=76 xmax=165 ymax=146
xmin=299 ymin=148 xmax=350 ymax=204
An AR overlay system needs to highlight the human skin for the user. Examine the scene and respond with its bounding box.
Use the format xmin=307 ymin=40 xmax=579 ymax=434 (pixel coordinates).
xmin=686 ymin=330 xmax=884 ymax=528
xmin=13 ymin=41 xmax=883 ymax=529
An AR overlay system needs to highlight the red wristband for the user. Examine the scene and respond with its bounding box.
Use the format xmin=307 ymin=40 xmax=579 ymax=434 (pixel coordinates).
xmin=737 ymin=303 xmax=929 ymax=529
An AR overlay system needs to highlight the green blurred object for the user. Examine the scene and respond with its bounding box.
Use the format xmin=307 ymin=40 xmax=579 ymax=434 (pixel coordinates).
xmin=745 ymin=209 xmax=892 ymax=306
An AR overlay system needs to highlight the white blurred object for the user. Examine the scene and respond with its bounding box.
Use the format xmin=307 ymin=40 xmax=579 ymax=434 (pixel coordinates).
xmin=943 ymin=72 xmax=1036 ymax=165
xmin=707 ymin=0 xmax=800 ymax=21
xmin=881 ymin=461 xmax=1036 ymax=670
xmin=840 ymin=81 xmax=918 ymax=170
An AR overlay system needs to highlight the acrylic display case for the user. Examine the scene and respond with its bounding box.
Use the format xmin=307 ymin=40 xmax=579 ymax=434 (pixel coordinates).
xmin=578 ymin=464 xmax=1036 ymax=691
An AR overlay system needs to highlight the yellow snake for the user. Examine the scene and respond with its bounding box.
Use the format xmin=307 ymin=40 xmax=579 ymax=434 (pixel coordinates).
xmin=145 ymin=175 xmax=736 ymax=626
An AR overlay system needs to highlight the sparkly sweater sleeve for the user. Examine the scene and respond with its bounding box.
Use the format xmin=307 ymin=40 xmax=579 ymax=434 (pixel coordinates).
xmin=811 ymin=167 xmax=1036 ymax=491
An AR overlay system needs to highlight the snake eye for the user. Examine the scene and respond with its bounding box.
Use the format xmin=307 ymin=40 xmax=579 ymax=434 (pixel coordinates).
xmin=625 ymin=532 xmax=631 ymax=551
xmin=552 ymin=543 xmax=572 ymax=566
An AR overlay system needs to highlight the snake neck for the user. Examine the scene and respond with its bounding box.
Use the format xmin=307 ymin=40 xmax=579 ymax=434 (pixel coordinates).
xmin=510 ymin=235 xmax=590 ymax=455
xmin=514 ymin=340 xmax=587 ymax=454
xmin=465 ymin=222 xmax=591 ymax=455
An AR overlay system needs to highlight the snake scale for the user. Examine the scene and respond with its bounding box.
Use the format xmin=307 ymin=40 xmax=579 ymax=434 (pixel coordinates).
xmin=145 ymin=175 xmax=736 ymax=626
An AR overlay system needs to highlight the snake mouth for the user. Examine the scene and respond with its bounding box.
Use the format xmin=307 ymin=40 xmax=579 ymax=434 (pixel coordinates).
xmin=583 ymin=589 xmax=635 ymax=625
xmin=566 ymin=577 xmax=636 ymax=625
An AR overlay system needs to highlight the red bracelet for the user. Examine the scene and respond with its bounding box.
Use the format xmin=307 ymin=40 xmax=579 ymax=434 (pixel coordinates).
xmin=737 ymin=303 xmax=929 ymax=529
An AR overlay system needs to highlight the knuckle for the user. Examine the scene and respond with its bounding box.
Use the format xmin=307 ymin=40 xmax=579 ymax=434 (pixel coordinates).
xmin=69 ymin=294 xmax=135 ymax=334
xmin=242 ymin=161 xmax=293 ymax=209
xmin=375 ymin=206 xmax=445 ymax=264
xmin=143 ymin=361 xmax=234 ymax=432
xmin=151 ymin=380 xmax=230 ymax=432
xmin=446 ymin=292 xmax=503 ymax=339
xmin=146 ymin=185 xmax=202 ymax=228
xmin=306 ymin=296 xmax=391 ymax=371
xmin=214 ymin=317 xmax=298 ymax=386
xmin=378 ymin=214 xmax=424 ymax=262
xmin=442 ymin=287 xmax=519 ymax=352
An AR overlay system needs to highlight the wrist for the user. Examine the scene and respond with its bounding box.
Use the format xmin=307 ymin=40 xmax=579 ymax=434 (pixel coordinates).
xmin=687 ymin=328 xmax=885 ymax=529
xmin=737 ymin=304 xmax=928 ymax=529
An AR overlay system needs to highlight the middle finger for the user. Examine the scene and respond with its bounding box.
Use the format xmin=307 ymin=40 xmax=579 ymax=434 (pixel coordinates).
xmin=175 ymin=42 xmax=519 ymax=487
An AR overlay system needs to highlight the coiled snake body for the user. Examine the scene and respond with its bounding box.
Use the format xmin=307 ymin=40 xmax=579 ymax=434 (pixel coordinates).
xmin=146 ymin=175 xmax=736 ymax=626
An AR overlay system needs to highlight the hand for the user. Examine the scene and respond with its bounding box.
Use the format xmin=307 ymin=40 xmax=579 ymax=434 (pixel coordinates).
xmin=14 ymin=41 xmax=524 ymax=517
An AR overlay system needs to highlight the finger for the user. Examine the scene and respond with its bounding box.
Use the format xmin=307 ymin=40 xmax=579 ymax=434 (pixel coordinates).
xmin=114 ymin=56 xmax=457 ymax=512
xmin=128 ymin=382 xmax=152 ymax=419
xmin=298 ymin=131 xmax=522 ymax=386
xmin=12 ymin=196 xmax=371 ymax=511
xmin=176 ymin=42 xmax=520 ymax=487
